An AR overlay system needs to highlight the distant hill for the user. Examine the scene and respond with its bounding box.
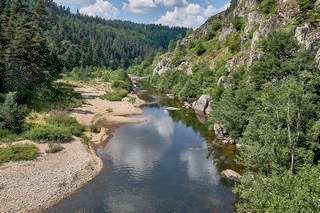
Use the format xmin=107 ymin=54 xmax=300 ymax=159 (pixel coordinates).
xmin=0 ymin=0 xmax=187 ymax=95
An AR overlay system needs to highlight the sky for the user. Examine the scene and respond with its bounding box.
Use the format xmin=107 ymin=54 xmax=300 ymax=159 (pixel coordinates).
xmin=53 ymin=0 xmax=231 ymax=29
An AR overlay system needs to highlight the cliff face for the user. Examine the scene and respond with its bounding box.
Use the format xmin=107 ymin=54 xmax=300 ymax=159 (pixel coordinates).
xmin=153 ymin=0 xmax=320 ymax=77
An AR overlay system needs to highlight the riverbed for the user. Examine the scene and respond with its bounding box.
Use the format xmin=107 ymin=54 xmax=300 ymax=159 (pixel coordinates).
xmin=48 ymin=83 xmax=238 ymax=212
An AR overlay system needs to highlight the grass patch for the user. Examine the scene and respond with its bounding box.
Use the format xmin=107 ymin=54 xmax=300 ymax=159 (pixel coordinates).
xmin=89 ymin=124 xmax=99 ymax=133
xmin=0 ymin=144 xmax=39 ymax=164
xmin=81 ymin=135 xmax=91 ymax=148
xmin=45 ymin=143 xmax=64 ymax=154
xmin=103 ymin=89 xmax=127 ymax=101
xmin=0 ymin=129 xmax=23 ymax=143
xmin=26 ymin=124 xmax=73 ymax=143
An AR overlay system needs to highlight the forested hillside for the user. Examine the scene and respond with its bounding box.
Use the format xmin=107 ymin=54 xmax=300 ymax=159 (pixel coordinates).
xmin=142 ymin=0 xmax=320 ymax=211
xmin=0 ymin=0 xmax=187 ymax=98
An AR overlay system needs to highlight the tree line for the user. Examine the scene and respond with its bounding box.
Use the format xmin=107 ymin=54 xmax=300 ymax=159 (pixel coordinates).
xmin=0 ymin=0 xmax=187 ymax=99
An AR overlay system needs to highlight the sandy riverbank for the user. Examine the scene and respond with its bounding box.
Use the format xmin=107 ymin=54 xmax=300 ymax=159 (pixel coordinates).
xmin=0 ymin=86 xmax=145 ymax=213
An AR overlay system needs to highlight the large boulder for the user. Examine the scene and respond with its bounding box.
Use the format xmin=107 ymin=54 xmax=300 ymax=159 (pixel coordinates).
xmin=192 ymin=95 xmax=211 ymax=113
xmin=214 ymin=123 xmax=228 ymax=140
xmin=221 ymin=169 xmax=241 ymax=182
xmin=153 ymin=57 xmax=170 ymax=75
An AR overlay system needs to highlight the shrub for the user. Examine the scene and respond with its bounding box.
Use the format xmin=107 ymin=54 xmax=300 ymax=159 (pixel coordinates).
xmin=258 ymin=0 xmax=276 ymax=17
xmin=0 ymin=129 xmax=22 ymax=143
xmin=89 ymin=124 xmax=99 ymax=133
xmin=45 ymin=112 xmax=84 ymax=137
xmin=212 ymin=20 xmax=222 ymax=31
xmin=103 ymin=89 xmax=127 ymax=101
xmin=27 ymin=124 xmax=73 ymax=143
xmin=0 ymin=144 xmax=40 ymax=164
xmin=196 ymin=43 xmax=206 ymax=56
xmin=232 ymin=17 xmax=245 ymax=31
xmin=226 ymin=32 xmax=241 ymax=54
xmin=0 ymin=92 xmax=28 ymax=133
xmin=81 ymin=135 xmax=91 ymax=148
xmin=45 ymin=143 xmax=64 ymax=154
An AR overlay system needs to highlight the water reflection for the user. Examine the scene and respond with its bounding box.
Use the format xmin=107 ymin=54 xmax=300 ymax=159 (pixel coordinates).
xmin=48 ymin=82 xmax=236 ymax=213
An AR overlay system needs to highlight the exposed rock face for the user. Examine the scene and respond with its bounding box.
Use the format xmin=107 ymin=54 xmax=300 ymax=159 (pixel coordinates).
xmin=192 ymin=95 xmax=211 ymax=113
xmin=214 ymin=123 xmax=228 ymax=140
xmin=217 ymin=76 xmax=227 ymax=86
xmin=295 ymin=23 xmax=320 ymax=64
xmin=316 ymin=0 xmax=320 ymax=7
xmin=233 ymin=0 xmax=257 ymax=17
xmin=219 ymin=24 xmax=236 ymax=41
xmin=153 ymin=57 xmax=170 ymax=75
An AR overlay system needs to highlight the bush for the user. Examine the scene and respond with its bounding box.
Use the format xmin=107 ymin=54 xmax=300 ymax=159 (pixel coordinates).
xmin=0 ymin=129 xmax=22 ymax=143
xmin=232 ymin=17 xmax=245 ymax=31
xmin=195 ymin=43 xmax=206 ymax=56
xmin=46 ymin=143 xmax=64 ymax=154
xmin=226 ymin=32 xmax=241 ymax=54
xmin=211 ymin=20 xmax=222 ymax=31
xmin=45 ymin=112 xmax=85 ymax=137
xmin=27 ymin=124 xmax=73 ymax=143
xmin=258 ymin=0 xmax=276 ymax=17
xmin=103 ymin=89 xmax=127 ymax=101
xmin=89 ymin=124 xmax=99 ymax=133
xmin=0 ymin=144 xmax=39 ymax=164
xmin=0 ymin=92 xmax=28 ymax=133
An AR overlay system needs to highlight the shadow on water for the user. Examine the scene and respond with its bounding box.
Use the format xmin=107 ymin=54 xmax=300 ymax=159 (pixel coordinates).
xmin=47 ymin=80 xmax=239 ymax=213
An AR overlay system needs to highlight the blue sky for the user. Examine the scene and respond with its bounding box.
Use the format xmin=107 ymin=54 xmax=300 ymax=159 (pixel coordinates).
xmin=53 ymin=0 xmax=230 ymax=29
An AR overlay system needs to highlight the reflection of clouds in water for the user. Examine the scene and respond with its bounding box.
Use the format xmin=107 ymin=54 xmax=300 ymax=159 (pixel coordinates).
xmin=105 ymin=190 xmax=154 ymax=213
xmin=106 ymin=110 xmax=174 ymax=181
xmin=180 ymin=141 xmax=219 ymax=185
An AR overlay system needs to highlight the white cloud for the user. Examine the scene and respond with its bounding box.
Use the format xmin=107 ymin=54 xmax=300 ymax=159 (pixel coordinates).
xmin=54 ymin=0 xmax=96 ymax=6
xmin=155 ymin=3 xmax=230 ymax=29
xmin=155 ymin=0 xmax=188 ymax=7
xmin=79 ymin=0 xmax=119 ymax=19
xmin=123 ymin=0 xmax=157 ymax=13
xmin=123 ymin=0 xmax=189 ymax=14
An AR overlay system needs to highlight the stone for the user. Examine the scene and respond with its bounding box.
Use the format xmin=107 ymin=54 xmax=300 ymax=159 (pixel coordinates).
xmin=214 ymin=123 xmax=228 ymax=140
xmin=192 ymin=95 xmax=211 ymax=113
xmin=221 ymin=169 xmax=241 ymax=182
xmin=153 ymin=57 xmax=170 ymax=75
xmin=218 ymin=24 xmax=236 ymax=41
xmin=295 ymin=23 xmax=320 ymax=65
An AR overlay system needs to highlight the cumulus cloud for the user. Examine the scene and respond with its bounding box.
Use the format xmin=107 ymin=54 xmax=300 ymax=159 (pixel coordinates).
xmin=155 ymin=0 xmax=188 ymax=7
xmin=155 ymin=2 xmax=230 ymax=29
xmin=54 ymin=0 xmax=96 ymax=6
xmin=123 ymin=0 xmax=157 ymax=13
xmin=123 ymin=0 xmax=189 ymax=13
xmin=79 ymin=0 xmax=119 ymax=19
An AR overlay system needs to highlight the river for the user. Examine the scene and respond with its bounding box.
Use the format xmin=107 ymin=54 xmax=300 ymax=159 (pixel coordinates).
xmin=47 ymin=82 xmax=238 ymax=213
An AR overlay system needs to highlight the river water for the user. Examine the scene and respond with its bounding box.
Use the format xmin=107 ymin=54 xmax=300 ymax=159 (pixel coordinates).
xmin=48 ymin=83 xmax=237 ymax=213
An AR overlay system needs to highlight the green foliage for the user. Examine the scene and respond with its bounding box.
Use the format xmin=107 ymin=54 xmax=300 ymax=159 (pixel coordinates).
xmin=211 ymin=20 xmax=222 ymax=32
xmin=26 ymin=124 xmax=73 ymax=143
xmin=0 ymin=144 xmax=39 ymax=164
xmin=226 ymin=32 xmax=241 ymax=54
xmin=195 ymin=43 xmax=206 ymax=56
xmin=257 ymin=0 xmax=277 ymax=17
xmin=26 ymin=82 xmax=83 ymax=111
xmin=89 ymin=124 xmax=99 ymax=133
xmin=45 ymin=112 xmax=85 ymax=137
xmin=0 ymin=92 xmax=28 ymax=133
xmin=232 ymin=17 xmax=245 ymax=31
xmin=170 ymin=48 xmax=186 ymax=67
xmin=103 ymin=89 xmax=127 ymax=101
xmin=296 ymin=0 xmax=320 ymax=23
xmin=80 ymin=135 xmax=91 ymax=148
xmin=234 ymin=166 xmax=320 ymax=212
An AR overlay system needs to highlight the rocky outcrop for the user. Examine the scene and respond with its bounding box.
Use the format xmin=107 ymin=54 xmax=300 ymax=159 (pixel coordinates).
xmin=295 ymin=22 xmax=320 ymax=64
xmin=219 ymin=24 xmax=236 ymax=41
xmin=214 ymin=123 xmax=228 ymax=140
xmin=192 ymin=95 xmax=211 ymax=113
xmin=221 ymin=169 xmax=241 ymax=182
xmin=153 ymin=57 xmax=170 ymax=75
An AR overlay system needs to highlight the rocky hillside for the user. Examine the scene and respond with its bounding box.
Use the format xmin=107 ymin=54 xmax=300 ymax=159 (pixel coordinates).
xmin=154 ymin=0 xmax=319 ymax=77
xmin=149 ymin=1 xmax=320 ymax=211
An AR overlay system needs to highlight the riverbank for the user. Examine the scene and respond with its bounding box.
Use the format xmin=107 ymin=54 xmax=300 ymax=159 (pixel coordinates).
xmin=0 ymin=85 xmax=145 ymax=213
